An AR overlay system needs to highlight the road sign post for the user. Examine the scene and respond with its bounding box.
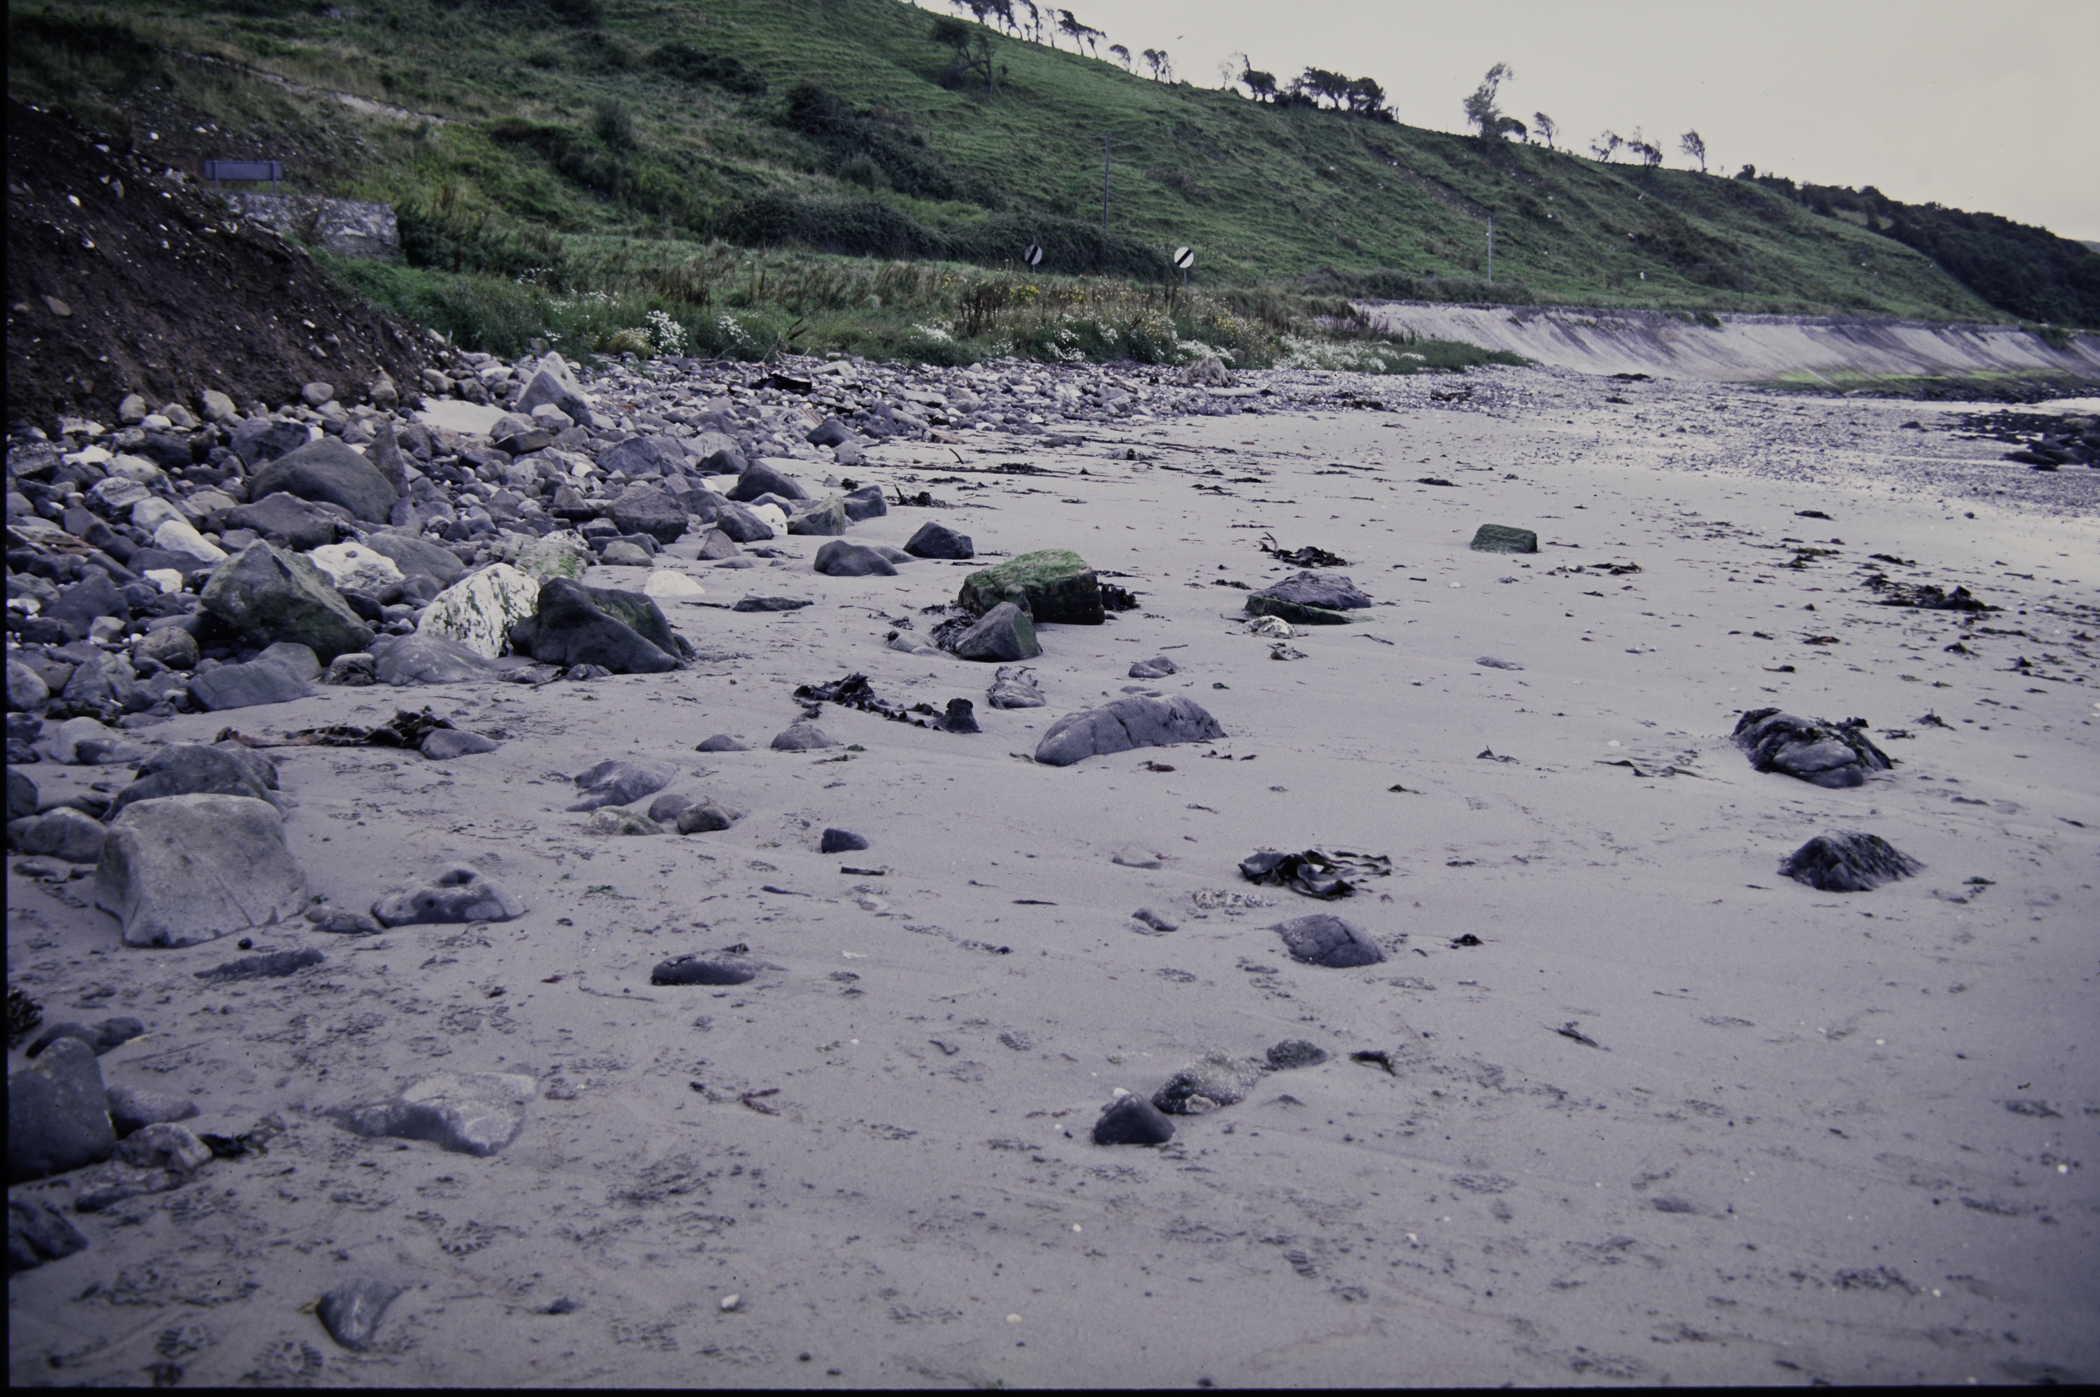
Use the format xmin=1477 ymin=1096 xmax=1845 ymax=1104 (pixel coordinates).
xmin=1024 ymin=242 xmax=1044 ymax=268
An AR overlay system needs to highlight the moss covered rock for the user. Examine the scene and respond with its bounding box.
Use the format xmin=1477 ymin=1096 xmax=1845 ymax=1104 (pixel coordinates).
xmin=957 ymin=548 xmax=1102 ymax=625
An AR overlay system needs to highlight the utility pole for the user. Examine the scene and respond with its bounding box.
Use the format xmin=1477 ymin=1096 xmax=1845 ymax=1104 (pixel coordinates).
xmin=1102 ymin=134 xmax=1112 ymax=238
xmin=1487 ymin=214 xmax=1495 ymax=286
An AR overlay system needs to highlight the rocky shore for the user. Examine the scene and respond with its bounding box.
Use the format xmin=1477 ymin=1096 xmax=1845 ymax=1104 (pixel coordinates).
xmin=8 ymin=355 xmax=2098 ymax=1387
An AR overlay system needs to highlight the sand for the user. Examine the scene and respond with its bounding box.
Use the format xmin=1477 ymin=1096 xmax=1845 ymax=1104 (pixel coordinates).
xmin=9 ymin=366 xmax=2097 ymax=1388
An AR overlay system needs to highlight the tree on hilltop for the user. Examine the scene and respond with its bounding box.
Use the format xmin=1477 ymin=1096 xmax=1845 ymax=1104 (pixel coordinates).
xmin=1057 ymin=10 xmax=1104 ymax=57
xmin=1239 ymin=64 xmax=1279 ymax=101
xmin=1590 ymin=129 xmax=1623 ymax=162
xmin=1462 ymin=61 xmax=1514 ymax=141
xmin=1108 ymin=42 xmax=1132 ymax=71
xmin=1142 ymin=47 xmax=1173 ymax=81
xmin=1680 ymin=129 xmax=1708 ymax=173
xmin=930 ymin=14 xmax=1000 ymax=95
xmin=1531 ymin=112 xmax=1558 ymax=149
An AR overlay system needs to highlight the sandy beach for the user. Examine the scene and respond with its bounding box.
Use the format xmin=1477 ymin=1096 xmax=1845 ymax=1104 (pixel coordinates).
xmin=9 ymin=363 xmax=2097 ymax=1388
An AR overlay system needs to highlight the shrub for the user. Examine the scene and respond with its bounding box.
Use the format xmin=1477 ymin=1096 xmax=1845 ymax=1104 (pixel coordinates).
xmin=648 ymin=42 xmax=767 ymax=94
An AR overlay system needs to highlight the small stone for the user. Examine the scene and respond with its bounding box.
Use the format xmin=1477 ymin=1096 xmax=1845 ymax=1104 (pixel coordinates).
xmin=651 ymin=956 xmax=759 ymax=986
xmin=6 ymin=1038 xmax=114 ymax=1184
xmin=308 ymin=543 xmax=404 ymax=595
xmin=332 ymin=1071 xmax=535 ymax=1157
xmin=674 ymin=801 xmax=734 ymax=834
xmin=109 ymin=744 xmax=277 ymax=819
xmin=194 ymin=948 xmax=326 ymax=984
xmin=1092 ymin=1095 xmax=1174 ymax=1146
xmin=114 ymin=1122 xmax=212 ymax=1174
xmin=986 ymin=666 xmax=1046 ymax=709
xmin=300 ymin=381 xmax=336 ymax=407
xmin=819 ymin=828 xmax=870 ymax=854
xmin=1272 ymin=913 xmax=1386 ymax=969
xmin=696 ymin=734 xmax=750 ymax=753
xmin=1152 ymin=1052 xmax=1264 ymax=1115
xmin=813 ymin=541 xmax=898 ymax=577
xmin=950 ymin=601 xmax=1041 ymax=662
xmin=567 ymin=759 xmax=672 ymax=811
xmin=1266 ymin=1040 xmax=1329 ymax=1070
xmin=646 ymin=792 xmax=696 ymax=823
xmin=771 ymin=721 xmax=835 ymax=751
xmin=6 ymin=807 xmax=108 ymax=863
xmin=733 ymin=596 xmax=812 ymax=613
xmin=371 ymin=866 xmax=525 ymax=927
xmin=8 ymin=1196 xmax=89 ymax=1272
xmin=1034 ymin=695 xmax=1225 ymax=767
xmin=1469 ymin=525 xmax=1539 ymax=554
xmin=325 ymin=652 xmax=378 ymax=686
xmin=1131 ymin=907 xmax=1178 ymax=933
xmin=317 ymin=1278 xmax=402 ymax=1352
xmin=903 ymin=521 xmax=973 ymax=560
xmin=104 ymin=1085 xmax=200 ymax=1136
xmin=25 ymin=1018 xmax=145 ymax=1057
xmin=584 ymin=808 xmax=660 ymax=836
xmin=1780 ymin=832 xmax=1924 ymax=892
xmin=1128 ymin=655 xmax=1178 ymax=679
xmin=1111 ymin=846 xmax=1161 ymax=869
xmin=728 ymin=460 xmax=810 ymax=503
xmin=420 ymin=729 xmax=499 ymax=760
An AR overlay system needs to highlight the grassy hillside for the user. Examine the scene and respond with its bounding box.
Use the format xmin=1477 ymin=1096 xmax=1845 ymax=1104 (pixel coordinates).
xmin=12 ymin=0 xmax=2090 ymax=366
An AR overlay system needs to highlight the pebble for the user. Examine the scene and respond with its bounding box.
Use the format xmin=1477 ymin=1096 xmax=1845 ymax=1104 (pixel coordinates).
xmin=1780 ymin=832 xmax=1925 ymax=891
xmin=1092 ymin=1095 xmax=1175 ymax=1146
xmin=317 ymin=1279 xmax=402 ymax=1352
xmin=1272 ymin=913 xmax=1387 ymax=968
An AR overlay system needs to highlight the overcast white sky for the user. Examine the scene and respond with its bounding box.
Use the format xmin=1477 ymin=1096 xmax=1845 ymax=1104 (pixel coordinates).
xmin=911 ymin=0 xmax=2100 ymax=241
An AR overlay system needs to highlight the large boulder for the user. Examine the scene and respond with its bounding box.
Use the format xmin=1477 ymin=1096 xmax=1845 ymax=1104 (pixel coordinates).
xmin=109 ymin=744 xmax=278 ymax=818
xmin=362 ymin=531 xmax=467 ymax=588
xmin=199 ymin=541 xmax=375 ymax=663
xmin=728 ymin=460 xmax=810 ymax=503
xmin=224 ymin=491 xmax=339 ymax=551
xmin=607 ymin=483 xmax=688 ymax=545
xmin=417 ymin=563 xmax=541 ymax=659
xmin=1732 ymin=709 xmax=1894 ymax=789
xmin=511 ymin=578 xmax=680 ymax=674
xmin=7 ymin=1038 xmax=115 ymax=1184
xmin=1245 ymin=571 xmax=1371 ymax=626
xmin=1034 ymin=695 xmax=1225 ymax=767
xmin=958 ymin=549 xmax=1103 ymax=625
xmin=904 ymin=521 xmax=973 ymax=559
xmin=950 ymin=601 xmax=1041 ymax=662
xmin=246 ymin=438 xmax=398 ymax=523
xmin=93 ymin=793 xmax=309 ymax=947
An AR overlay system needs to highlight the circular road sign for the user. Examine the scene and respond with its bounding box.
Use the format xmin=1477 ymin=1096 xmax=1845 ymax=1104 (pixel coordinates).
xmin=1172 ymin=246 xmax=1194 ymax=269
xmin=1025 ymin=242 xmax=1044 ymax=267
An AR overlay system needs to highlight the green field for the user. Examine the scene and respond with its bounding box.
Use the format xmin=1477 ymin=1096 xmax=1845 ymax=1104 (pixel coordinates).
xmin=13 ymin=0 xmax=2085 ymax=366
